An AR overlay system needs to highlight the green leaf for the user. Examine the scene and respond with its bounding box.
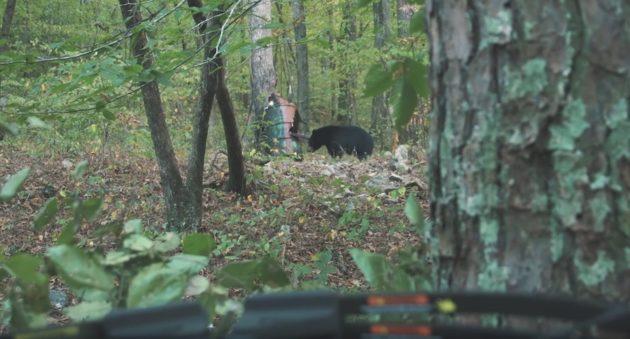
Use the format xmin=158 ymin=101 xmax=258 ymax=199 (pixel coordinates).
xmin=185 ymin=275 xmax=210 ymax=297
xmin=4 ymin=254 xmax=47 ymax=285
xmin=183 ymin=234 xmax=216 ymax=257
xmin=357 ymin=0 xmax=376 ymax=8
xmin=101 ymin=108 xmax=116 ymax=121
xmin=154 ymin=232 xmax=180 ymax=253
xmin=27 ymin=117 xmax=50 ymax=129
xmin=404 ymin=194 xmax=425 ymax=234
xmin=123 ymin=219 xmax=143 ymax=234
xmin=405 ymin=58 xmax=429 ymax=98
xmin=363 ymin=63 xmax=394 ymax=97
xmin=262 ymin=21 xmax=284 ymax=30
xmin=254 ymin=36 xmax=274 ymax=47
xmin=123 ymin=234 xmax=154 ymax=252
xmin=217 ymin=257 xmax=288 ymax=290
xmin=126 ymin=264 xmax=187 ymax=308
xmin=100 ymin=63 xmax=126 ymax=86
xmin=0 ymin=121 xmax=19 ymax=137
xmin=0 ymin=167 xmax=30 ymax=202
xmin=73 ymin=160 xmax=89 ymax=180
xmin=102 ymin=250 xmax=135 ymax=266
xmin=33 ymin=198 xmax=58 ymax=231
xmin=349 ymin=249 xmax=388 ymax=290
xmin=349 ymin=248 xmax=414 ymax=292
xmin=257 ymin=257 xmax=290 ymax=287
xmin=167 ymin=253 xmax=208 ymax=275
xmin=56 ymin=219 xmax=80 ymax=245
xmin=47 ymin=245 xmax=114 ymax=291
xmin=217 ymin=261 xmax=259 ymax=290
xmin=409 ymin=9 xmax=425 ymax=34
xmin=77 ymin=197 xmax=103 ymax=221
xmin=64 ymin=301 xmax=111 ymax=322
xmin=394 ymin=78 xmax=419 ymax=129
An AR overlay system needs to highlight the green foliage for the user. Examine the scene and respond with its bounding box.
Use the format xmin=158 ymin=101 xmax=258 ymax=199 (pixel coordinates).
xmin=350 ymin=248 xmax=431 ymax=292
xmin=183 ymin=233 xmax=217 ymax=257
xmin=404 ymin=194 xmax=425 ymax=235
xmin=0 ymin=167 xmax=31 ymax=202
xmin=217 ymin=257 xmax=290 ymax=291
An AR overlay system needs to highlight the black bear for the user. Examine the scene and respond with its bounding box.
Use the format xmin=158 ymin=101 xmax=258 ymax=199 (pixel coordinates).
xmin=308 ymin=125 xmax=374 ymax=160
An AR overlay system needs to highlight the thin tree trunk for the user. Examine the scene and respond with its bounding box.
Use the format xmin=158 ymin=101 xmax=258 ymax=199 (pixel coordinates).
xmin=325 ymin=7 xmax=337 ymax=120
xmin=337 ymin=0 xmax=357 ymax=125
xmin=0 ymin=0 xmax=17 ymax=140
xmin=371 ymin=0 xmax=390 ymax=148
xmin=216 ymin=56 xmax=247 ymax=194
xmin=291 ymin=0 xmax=309 ymax=132
xmin=185 ymin=0 xmax=218 ymax=230
xmin=248 ymin=0 xmax=277 ymax=146
xmin=396 ymin=0 xmax=411 ymax=37
xmin=428 ymin=0 xmax=630 ymax=302
xmin=0 ymin=0 xmax=17 ymax=53
xmin=118 ymin=0 xmax=191 ymax=231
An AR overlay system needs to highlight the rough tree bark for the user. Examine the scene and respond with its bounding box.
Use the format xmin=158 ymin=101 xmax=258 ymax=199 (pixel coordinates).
xmin=119 ymin=0 xmax=193 ymax=230
xmin=428 ymin=0 xmax=630 ymax=301
xmin=370 ymin=0 xmax=391 ymax=148
xmin=248 ymin=0 xmax=277 ymax=146
xmin=291 ymin=0 xmax=309 ymax=132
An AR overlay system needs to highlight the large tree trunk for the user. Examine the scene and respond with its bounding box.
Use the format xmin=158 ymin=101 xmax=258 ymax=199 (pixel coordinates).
xmin=370 ymin=0 xmax=391 ymax=149
xmin=248 ymin=0 xmax=277 ymax=146
xmin=428 ymin=0 xmax=630 ymax=301
xmin=291 ymin=0 xmax=309 ymax=132
xmin=118 ymin=0 xmax=192 ymax=231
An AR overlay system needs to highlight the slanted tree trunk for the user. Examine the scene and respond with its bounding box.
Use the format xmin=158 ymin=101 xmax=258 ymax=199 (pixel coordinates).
xmin=428 ymin=0 xmax=630 ymax=301
xmin=118 ymin=0 xmax=193 ymax=230
xmin=291 ymin=0 xmax=309 ymax=132
xmin=370 ymin=0 xmax=390 ymax=148
xmin=249 ymin=0 xmax=277 ymax=146
xmin=216 ymin=56 xmax=247 ymax=194
xmin=187 ymin=1 xmax=247 ymax=196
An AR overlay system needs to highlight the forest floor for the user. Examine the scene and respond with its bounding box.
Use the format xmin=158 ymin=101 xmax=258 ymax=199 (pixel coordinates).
xmin=0 ymin=142 xmax=429 ymax=292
